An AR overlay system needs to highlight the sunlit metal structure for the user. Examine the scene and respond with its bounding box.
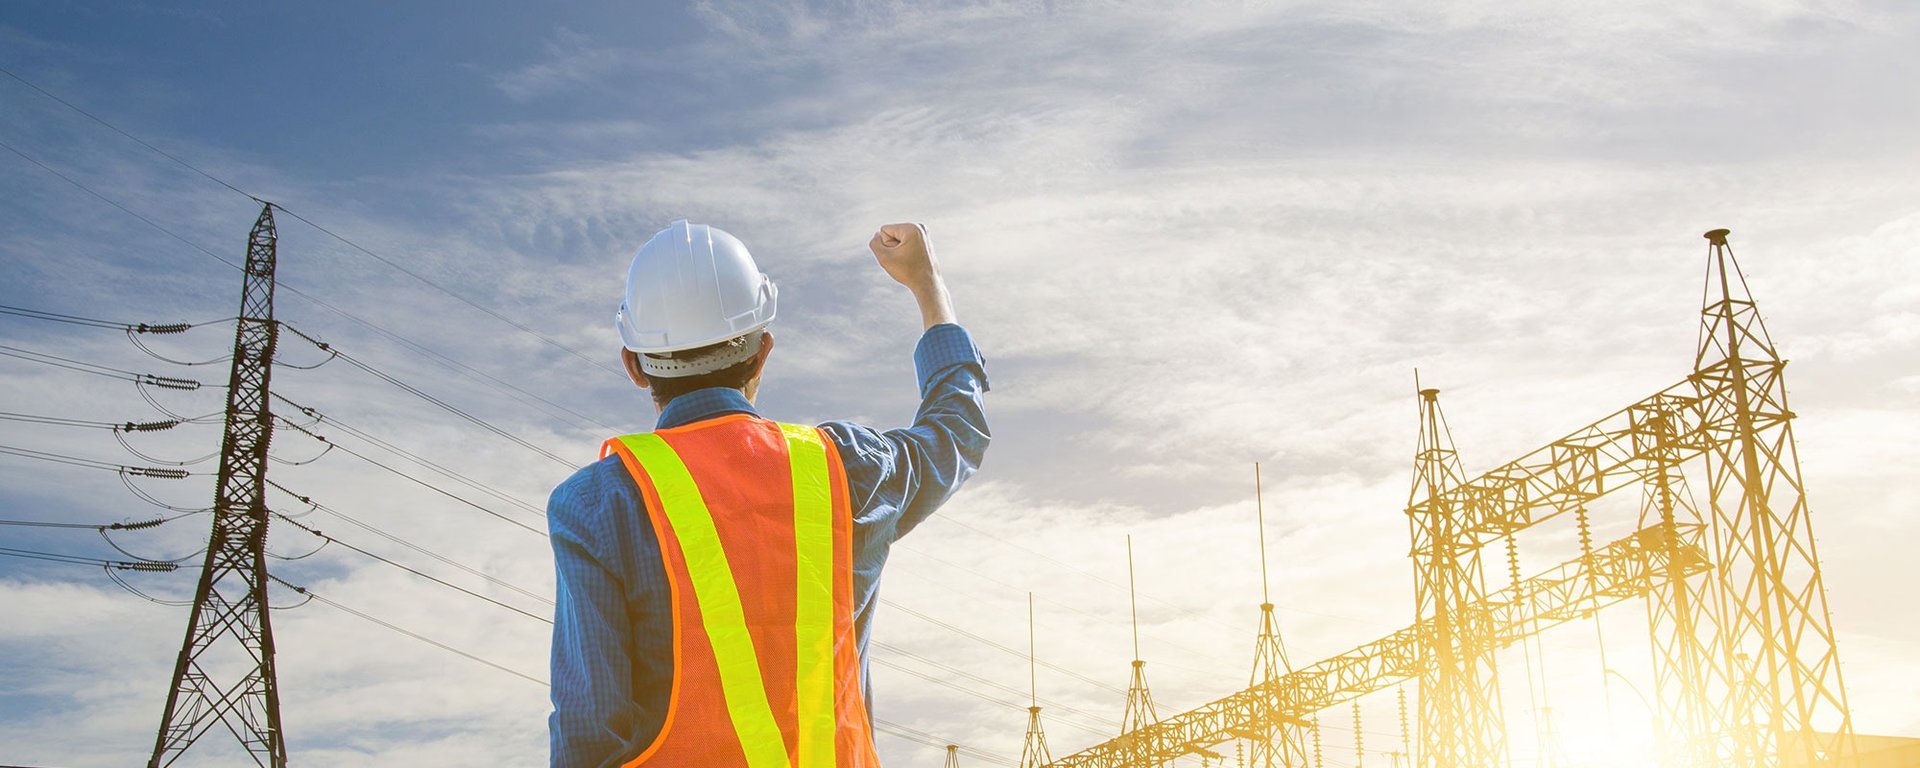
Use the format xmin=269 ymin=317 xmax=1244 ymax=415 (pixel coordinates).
xmin=1043 ymin=230 xmax=1856 ymax=767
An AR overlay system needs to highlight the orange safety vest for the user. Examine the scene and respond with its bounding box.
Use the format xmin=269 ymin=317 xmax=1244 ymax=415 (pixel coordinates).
xmin=600 ymin=414 xmax=882 ymax=768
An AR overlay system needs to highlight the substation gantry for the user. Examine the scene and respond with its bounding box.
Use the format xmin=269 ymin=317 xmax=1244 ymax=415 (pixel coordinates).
xmin=1043 ymin=230 xmax=1856 ymax=768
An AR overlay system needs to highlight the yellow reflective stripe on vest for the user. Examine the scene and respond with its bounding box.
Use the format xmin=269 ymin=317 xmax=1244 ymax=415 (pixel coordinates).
xmin=618 ymin=433 xmax=787 ymax=768
xmin=782 ymin=423 xmax=835 ymax=768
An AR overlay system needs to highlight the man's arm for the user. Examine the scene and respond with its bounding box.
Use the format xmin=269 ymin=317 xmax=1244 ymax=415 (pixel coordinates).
xmin=822 ymin=224 xmax=988 ymax=540
xmin=548 ymin=465 xmax=650 ymax=768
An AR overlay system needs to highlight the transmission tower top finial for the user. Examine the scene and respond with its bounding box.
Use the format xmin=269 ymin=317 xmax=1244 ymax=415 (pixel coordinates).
xmin=1704 ymin=228 xmax=1730 ymax=245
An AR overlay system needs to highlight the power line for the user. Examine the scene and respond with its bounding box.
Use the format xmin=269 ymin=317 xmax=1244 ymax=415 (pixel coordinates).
xmin=0 ymin=65 xmax=259 ymax=202
xmin=0 ymin=410 xmax=179 ymax=432
xmin=0 ymin=302 xmax=227 ymax=334
xmin=272 ymin=392 xmax=543 ymax=515
xmin=258 ymin=559 xmax=1006 ymax=766
xmin=264 ymin=480 xmax=550 ymax=605
xmin=0 ymin=303 xmax=133 ymax=329
xmin=274 ymin=207 xmax=622 ymax=376
xmin=0 ymin=137 xmax=249 ymax=273
xmin=270 ymin=511 xmax=550 ymax=624
xmin=267 ymin=574 xmax=546 ymax=686
xmin=872 ymin=642 xmax=1117 ymax=733
xmin=872 ymin=720 xmax=1010 ymax=765
xmin=278 ymin=323 xmax=575 ymax=469
xmin=0 ymin=342 xmax=210 ymax=390
xmin=0 ymin=443 xmax=191 ymax=478
xmin=0 ymin=342 xmax=141 ymax=379
xmin=274 ymin=416 xmax=547 ymax=536
xmin=880 ymin=599 xmax=1125 ymax=696
xmin=894 ymin=541 xmax=1240 ymax=687
xmin=0 ymin=545 xmax=179 ymax=571
xmin=0 ymin=514 xmax=177 ymax=531
xmin=0 ymin=65 xmax=620 ymax=377
xmin=2 ymin=135 xmax=610 ymax=438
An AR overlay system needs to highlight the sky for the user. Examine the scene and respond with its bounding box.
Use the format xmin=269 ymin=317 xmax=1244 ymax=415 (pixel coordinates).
xmin=1 ymin=0 xmax=1918 ymax=766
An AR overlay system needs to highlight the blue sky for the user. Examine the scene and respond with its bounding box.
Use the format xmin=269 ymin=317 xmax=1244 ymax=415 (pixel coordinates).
xmin=3 ymin=1 xmax=1919 ymax=766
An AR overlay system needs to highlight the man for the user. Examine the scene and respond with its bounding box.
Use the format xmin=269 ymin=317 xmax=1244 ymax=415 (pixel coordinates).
xmin=548 ymin=220 xmax=989 ymax=767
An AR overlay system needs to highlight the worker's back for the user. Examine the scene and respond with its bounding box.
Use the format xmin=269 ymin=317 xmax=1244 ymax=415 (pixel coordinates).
xmin=601 ymin=415 xmax=880 ymax=767
xmin=549 ymin=221 xmax=985 ymax=768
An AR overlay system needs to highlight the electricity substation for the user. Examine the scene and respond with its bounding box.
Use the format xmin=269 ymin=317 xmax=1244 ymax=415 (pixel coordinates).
xmin=995 ymin=229 xmax=1885 ymax=768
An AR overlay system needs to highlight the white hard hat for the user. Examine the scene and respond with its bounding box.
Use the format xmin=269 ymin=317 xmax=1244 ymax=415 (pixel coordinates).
xmin=616 ymin=220 xmax=777 ymax=377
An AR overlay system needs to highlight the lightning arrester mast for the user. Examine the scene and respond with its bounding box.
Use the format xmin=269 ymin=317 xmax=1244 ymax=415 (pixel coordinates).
xmin=1018 ymin=592 xmax=1053 ymax=768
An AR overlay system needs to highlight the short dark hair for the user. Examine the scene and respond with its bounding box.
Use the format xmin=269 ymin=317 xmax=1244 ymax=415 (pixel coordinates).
xmin=639 ymin=335 xmax=761 ymax=407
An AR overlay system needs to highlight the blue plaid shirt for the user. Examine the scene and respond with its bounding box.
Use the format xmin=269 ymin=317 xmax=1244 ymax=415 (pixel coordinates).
xmin=547 ymin=323 xmax=990 ymax=767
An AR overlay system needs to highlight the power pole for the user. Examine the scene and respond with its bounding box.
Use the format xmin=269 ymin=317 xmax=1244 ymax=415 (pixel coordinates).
xmin=150 ymin=203 xmax=287 ymax=767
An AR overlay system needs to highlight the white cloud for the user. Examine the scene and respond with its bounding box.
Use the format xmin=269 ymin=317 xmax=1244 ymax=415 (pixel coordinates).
xmin=494 ymin=28 xmax=625 ymax=103
xmin=4 ymin=1 xmax=1919 ymax=765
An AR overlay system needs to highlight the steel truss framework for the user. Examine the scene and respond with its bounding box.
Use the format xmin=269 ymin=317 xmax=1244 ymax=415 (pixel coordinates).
xmin=1048 ymin=524 xmax=1707 ymax=768
xmin=150 ymin=204 xmax=286 ymax=768
xmin=1046 ymin=231 xmax=1855 ymax=768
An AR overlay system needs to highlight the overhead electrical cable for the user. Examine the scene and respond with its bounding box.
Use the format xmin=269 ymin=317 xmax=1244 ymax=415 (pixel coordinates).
xmin=0 ymin=411 xmax=180 ymax=432
xmin=264 ymin=480 xmax=549 ymax=605
xmin=872 ymin=640 xmax=1118 ymax=728
xmin=1 ymin=65 xmax=621 ymax=378
xmin=270 ymin=410 xmax=545 ymax=526
xmin=271 ymin=392 xmax=542 ymax=515
xmin=894 ymin=541 xmax=1239 ymax=686
xmin=278 ymin=323 xmax=574 ymax=469
xmin=0 ymin=545 xmax=179 ymax=571
xmin=2 ymin=135 xmax=609 ymax=437
xmin=869 ymin=656 xmax=1112 ymax=738
xmin=0 ymin=342 xmax=209 ymax=390
xmin=272 ymin=418 xmax=546 ymax=536
xmin=0 ymin=514 xmax=178 ymax=530
xmin=0 ymin=443 xmax=190 ymax=478
xmin=879 ymin=599 xmax=1124 ymax=696
xmin=871 ymin=721 xmax=1010 ymax=764
xmin=267 ymin=574 xmax=546 ymax=686
xmin=270 ymin=512 xmax=551 ymax=624
xmin=0 ymin=65 xmax=260 ymax=201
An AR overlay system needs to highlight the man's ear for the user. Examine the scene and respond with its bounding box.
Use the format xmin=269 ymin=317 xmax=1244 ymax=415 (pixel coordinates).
xmin=621 ymin=348 xmax=650 ymax=389
xmin=752 ymin=331 xmax=775 ymax=377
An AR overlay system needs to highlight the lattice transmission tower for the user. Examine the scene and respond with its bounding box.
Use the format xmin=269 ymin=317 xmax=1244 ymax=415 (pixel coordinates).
xmin=1692 ymin=229 xmax=1854 ymax=765
xmin=1408 ymin=387 xmax=1504 ymax=768
xmin=150 ymin=203 xmax=287 ymax=767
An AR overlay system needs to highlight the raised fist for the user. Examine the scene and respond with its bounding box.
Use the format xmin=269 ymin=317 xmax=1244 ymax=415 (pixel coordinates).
xmin=868 ymin=223 xmax=939 ymax=291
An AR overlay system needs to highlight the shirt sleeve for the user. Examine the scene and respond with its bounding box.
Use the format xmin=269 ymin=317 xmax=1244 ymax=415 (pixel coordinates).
xmin=548 ymin=460 xmax=650 ymax=768
xmin=820 ymin=322 xmax=991 ymax=543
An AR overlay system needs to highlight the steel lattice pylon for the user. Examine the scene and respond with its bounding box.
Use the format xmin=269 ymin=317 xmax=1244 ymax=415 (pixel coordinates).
xmin=1692 ymin=229 xmax=1855 ymax=766
xmin=150 ymin=204 xmax=286 ymax=768
xmin=1408 ymin=388 xmax=1505 ymax=768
